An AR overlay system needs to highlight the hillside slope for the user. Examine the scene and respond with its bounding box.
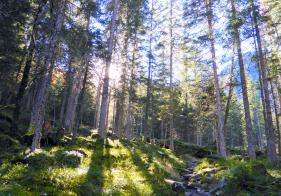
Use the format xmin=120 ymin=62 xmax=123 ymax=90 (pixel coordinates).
xmin=0 ymin=136 xmax=185 ymax=195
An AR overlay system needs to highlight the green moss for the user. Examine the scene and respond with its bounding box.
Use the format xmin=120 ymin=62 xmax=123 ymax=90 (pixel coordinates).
xmin=194 ymin=155 xmax=281 ymax=195
xmin=0 ymin=137 xmax=185 ymax=195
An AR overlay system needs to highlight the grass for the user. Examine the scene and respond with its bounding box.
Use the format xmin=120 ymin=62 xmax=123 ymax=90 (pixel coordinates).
xmin=2 ymin=135 xmax=280 ymax=196
xmin=0 ymin=136 xmax=185 ymax=195
xmin=194 ymin=155 xmax=281 ymax=195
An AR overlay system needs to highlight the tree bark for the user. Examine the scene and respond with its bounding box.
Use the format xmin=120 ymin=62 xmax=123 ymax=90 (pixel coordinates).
xmin=59 ymin=62 xmax=72 ymax=124
xmin=270 ymin=79 xmax=281 ymax=154
xmin=30 ymin=0 xmax=66 ymax=151
xmin=11 ymin=1 xmax=48 ymax=135
xmin=231 ymin=0 xmax=256 ymax=159
xmin=169 ymin=0 xmax=174 ymax=151
xmin=98 ymin=0 xmax=120 ymax=138
xmin=144 ymin=0 xmax=154 ymax=141
xmin=224 ymin=50 xmax=235 ymax=134
xmin=205 ymin=0 xmax=227 ymax=157
xmin=251 ymin=0 xmax=276 ymax=162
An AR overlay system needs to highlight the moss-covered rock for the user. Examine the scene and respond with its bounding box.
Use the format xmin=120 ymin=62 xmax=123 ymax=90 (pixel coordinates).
xmin=25 ymin=151 xmax=56 ymax=169
xmin=55 ymin=150 xmax=86 ymax=168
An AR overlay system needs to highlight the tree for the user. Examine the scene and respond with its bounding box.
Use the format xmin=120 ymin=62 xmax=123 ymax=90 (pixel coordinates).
xmin=205 ymin=0 xmax=226 ymax=157
xmin=250 ymin=0 xmax=277 ymax=162
xmin=30 ymin=0 xmax=67 ymax=151
xmin=98 ymin=0 xmax=120 ymax=138
xmin=230 ymin=0 xmax=256 ymax=159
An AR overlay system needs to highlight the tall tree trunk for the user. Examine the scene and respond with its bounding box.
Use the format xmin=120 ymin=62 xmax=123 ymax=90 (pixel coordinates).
xmin=64 ymin=16 xmax=91 ymax=136
xmin=251 ymin=0 xmax=276 ymax=162
xmin=63 ymin=59 xmax=87 ymax=136
xmin=230 ymin=0 xmax=256 ymax=159
xmin=205 ymin=0 xmax=227 ymax=157
xmin=125 ymin=32 xmax=138 ymax=140
xmin=169 ymin=0 xmax=174 ymax=150
xmin=105 ymin=87 xmax=111 ymax=130
xmin=224 ymin=50 xmax=235 ymax=134
xmin=114 ymin=28 xmax=129 ymax=138
xmin=59 ymin=62 xmax=72 ymax=125
xmin=98 ymin=0 xmax=120 ymax=138
xmin=252 ymin=22 xmax=268 ymax=136
xmin=94 ymin=79 xmax=102 ymax=129
xmin=76 ymin=62 xmax=89 ymax=129
xmin=11 ymin=1 xmax=48 ymax=135
xmin=144 ymin=0 xmax=154 ymax=141
xmin=270 ymin=80 xmax=281 ymax=154
xmin=30 ymin=0 xmax=66 ymax=151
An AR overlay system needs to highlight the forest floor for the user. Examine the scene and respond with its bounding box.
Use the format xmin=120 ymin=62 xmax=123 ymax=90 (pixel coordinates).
xmin=0 ymin=133 xmax=281 ymax=195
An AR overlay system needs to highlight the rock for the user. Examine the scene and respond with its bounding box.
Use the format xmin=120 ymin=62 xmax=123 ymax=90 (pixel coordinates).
xmin=78 ymin=127 xmax=93 ymax=136
xmin=56 ymin=150 xmax=86 ymax=168
xmin=200 ymin=167 xmax=223 ymax=175
xmin=210 ymin=176 xmax=227 ymax=193
xmin=188 ymin=181 xmax=205 ymax=189
xmin=197 ymin=189 xmax=211 ymax=196
xmin=193 ymin=149 xmax=211 ymax=158
xmin=271 ymin=177 xmax=281 ymax=184
xmin=190 ymin=173 xmax=202 ymax=181
xmin=25 ymin=151 xmax=56 ymax=168
xmin=171 ymin=182 xmax=186 ymax=192
xmin=180 ymin=168 xmax=194 ymax=175
xmin=252 ymin=163 xmax=267 ymax=176
xmin=181 ymin=174 xmax=193 ymax=181
xmin=187 ymin=160 xmax=199 ymax=168
xmin=184 ymin=185 xmax=198 ymax=195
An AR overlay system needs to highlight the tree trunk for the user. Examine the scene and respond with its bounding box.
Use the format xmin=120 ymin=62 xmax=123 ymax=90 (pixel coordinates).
xmin=76 ymin=62 xmax=89 ymax=129
xmin=270 ymin=80 xmax=281 ymax=154
xmin=251 ymin=0 xmax=277 ymax=162
xmin=59 ymin=62 xmax=72 ymax=125
xmin=224 ymin=50 xmax=235 ymax=134
xmin=168 ymin=0 xmax=174 ymax=151
xmin=30 ymin=0 xmax=66 ymax=151
xmin=98 ymin=0 xmax=120 ymax=138
xmin=205 ymin=0 xmax=227 ymax=157
xmin=143 ymin=0 xmax=154 ymax=141
xmin=11 ymin=1 xmax=48 ymax=135
xmin=231 ymin=0 xmax=256 ymax=159
xmin=64 ymin=19 xmax=91 ymax=136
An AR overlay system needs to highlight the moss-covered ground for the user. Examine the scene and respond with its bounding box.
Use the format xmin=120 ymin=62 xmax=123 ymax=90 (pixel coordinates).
xmin=0 ymin=136 xmax=185 ymax=195
xmin=1 ymin=136 xmax=281 ymax=195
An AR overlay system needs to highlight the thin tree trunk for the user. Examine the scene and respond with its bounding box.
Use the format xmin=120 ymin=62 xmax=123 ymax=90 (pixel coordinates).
xmin=231 ymin=0 xmax=256 ymax=159
xmin=205 ymin=0 xmax=226 ymax=157
xmin=76 ymin=62 xmax=89 ymax=129
xmin=105 ymin=87 xmax=111 ymax=130
xmin=98 ymin=0 xmax=120 ymax=138
xmin=270 ymin=80 xmax=281 ymax=154
xmin=144 ymin=0 xmax=154 ymax=141
xmin=94 ymin=79 xmax=102 ymax=129
xmin=224 ymin=50 xmax=235 ymax=134
xmin=169 ymin=0 xmax=174 ymax=151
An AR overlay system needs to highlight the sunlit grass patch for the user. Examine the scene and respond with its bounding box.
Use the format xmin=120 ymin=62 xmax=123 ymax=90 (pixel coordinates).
xmin=0 ymin=137 xmax=186 ymax=195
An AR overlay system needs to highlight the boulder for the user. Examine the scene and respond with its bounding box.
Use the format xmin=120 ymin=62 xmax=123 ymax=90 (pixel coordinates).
xmin=252 ymin=163 xmax=267 ymax=176
xmin=56 ymin=149 xmax=86 ymax=168
xmin=24 ymin=151 xmax=55 ymax=168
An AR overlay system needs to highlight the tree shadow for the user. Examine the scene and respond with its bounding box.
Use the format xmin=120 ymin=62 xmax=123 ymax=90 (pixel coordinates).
xmin=78 ymin=138 xmax=113 ymax=195
xmin=120 ymin=140 xmax=178 ymax=196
